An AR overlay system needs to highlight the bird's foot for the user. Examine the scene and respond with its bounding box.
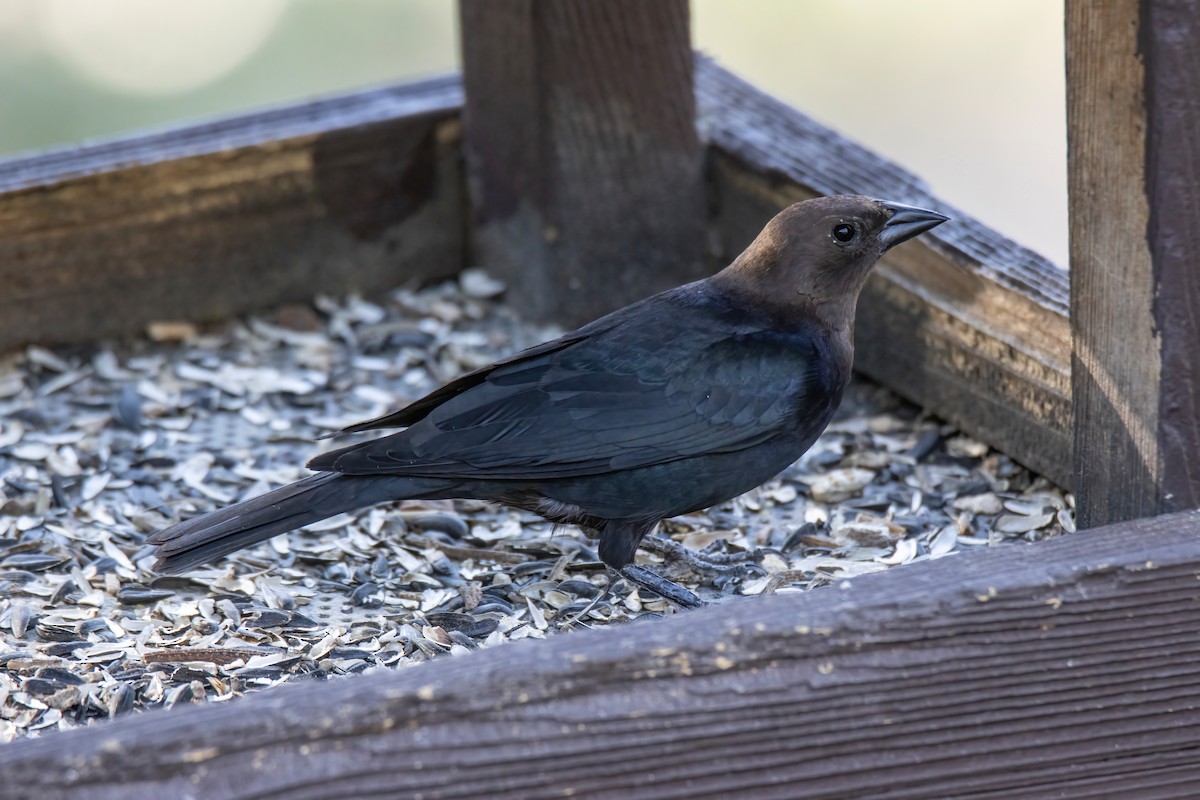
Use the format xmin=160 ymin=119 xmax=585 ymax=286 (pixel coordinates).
xmin=641 ymin=534 xmax=766 ymax=577
xmin=618 ymin=564 xmax=706 ymax=610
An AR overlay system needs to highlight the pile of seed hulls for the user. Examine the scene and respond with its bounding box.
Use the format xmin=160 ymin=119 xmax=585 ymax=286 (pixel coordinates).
xmin=0 ymin=270 xmax=1074 ymax=741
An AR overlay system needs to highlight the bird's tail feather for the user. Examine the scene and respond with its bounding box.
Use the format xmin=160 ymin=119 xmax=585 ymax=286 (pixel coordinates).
xmin=147 ymin=473 xmax=419 ymax=574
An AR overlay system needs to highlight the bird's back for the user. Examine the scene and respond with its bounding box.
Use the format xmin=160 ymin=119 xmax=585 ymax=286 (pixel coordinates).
xmin=309 ymin=279 xmax=849 ymax=485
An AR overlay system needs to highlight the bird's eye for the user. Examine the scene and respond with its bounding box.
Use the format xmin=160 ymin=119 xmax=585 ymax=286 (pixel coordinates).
xmin=832 ymin=223 xmax=857 ymax=243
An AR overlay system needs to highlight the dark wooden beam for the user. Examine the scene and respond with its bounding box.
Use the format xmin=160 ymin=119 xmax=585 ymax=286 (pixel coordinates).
xmin=0 ymin=76 xmax=465 ymax=351
xmin=697 ymin=61 xmax=1072 ymax=488
xmin=457 ymin=0 xmax=709 ymax=326
xmin=5 ymin=509 xmax=1200 ymax=799
xmin=1067 ymin=0 xmax=1200 ymax=527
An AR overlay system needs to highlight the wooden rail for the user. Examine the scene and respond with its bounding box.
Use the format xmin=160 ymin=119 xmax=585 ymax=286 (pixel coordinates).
xmin=5 ymin=509 xmax=1200 ymax=799
xmin=0 ymin=76 xmax=464 ymax=349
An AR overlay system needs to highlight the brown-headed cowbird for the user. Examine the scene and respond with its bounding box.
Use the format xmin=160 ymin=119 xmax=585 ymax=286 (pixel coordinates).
xmin=148 ymin=195 xmax=946 ymax=607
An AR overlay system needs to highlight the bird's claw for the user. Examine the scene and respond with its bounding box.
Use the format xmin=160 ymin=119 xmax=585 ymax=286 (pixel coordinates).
xmin=619 ymin=565 xmax=706 ymax=610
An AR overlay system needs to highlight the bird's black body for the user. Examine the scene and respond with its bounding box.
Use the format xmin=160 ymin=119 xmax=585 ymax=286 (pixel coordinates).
xmin=149 ymin=195 xmax=947 ymax=606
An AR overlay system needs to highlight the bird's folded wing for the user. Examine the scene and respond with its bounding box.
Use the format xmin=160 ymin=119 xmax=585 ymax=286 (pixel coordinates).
xmin=309 ymin=329 xmax=826 ymax=480
xmin=328 ymin=330 xmax=594 ymax=435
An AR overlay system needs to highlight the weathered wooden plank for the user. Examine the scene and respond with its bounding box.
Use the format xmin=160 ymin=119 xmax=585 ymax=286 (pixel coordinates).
xmin=0 ymin=76 xmax=466 ymax=351
xmin=4 ymin=510 xmax=1200 ymax=799
xmin=697 ymin=61 xmax=1073 ymax=488
xmin=458 ymin=0 xmax=709 ymax=325
xmin=1067 ymin=0 xmax=1200 ymax=528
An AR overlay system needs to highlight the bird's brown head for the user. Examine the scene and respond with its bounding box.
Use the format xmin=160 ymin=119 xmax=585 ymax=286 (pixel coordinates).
xmin=713 ymin=195 xmax=948 ymax=331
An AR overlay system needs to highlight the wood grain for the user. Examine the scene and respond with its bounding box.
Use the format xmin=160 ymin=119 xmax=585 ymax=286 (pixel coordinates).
xmin=698 ymin=61 xmax=1073 ymax=487
xmin=1067 ymin=0 xmax=1200 ymax=526
xmin=0 ymin=77 xmax=465 ymax=351
xmin=5 ymin=509 xmax=1200 ymax=799
xmin=1066 ymin=0 xmax=1160 ymax=526
xmin=458 ymin=0 xmax=709 ymax=326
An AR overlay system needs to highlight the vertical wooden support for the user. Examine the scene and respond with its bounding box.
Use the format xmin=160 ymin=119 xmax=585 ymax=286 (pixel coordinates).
xmin=457 ymin=0 xmax=708 ymax=325
xmin=1067 ymin=0 xmax=1200 ymax=528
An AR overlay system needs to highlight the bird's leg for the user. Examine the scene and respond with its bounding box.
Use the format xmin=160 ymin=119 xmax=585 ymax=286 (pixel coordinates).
xmin=599 ymin=518 xmax=706 ymax=610
xmin=618 ymin=564 xmax=705 ymax=609
xmin=640 ymin=533 xmax=766 ymax=576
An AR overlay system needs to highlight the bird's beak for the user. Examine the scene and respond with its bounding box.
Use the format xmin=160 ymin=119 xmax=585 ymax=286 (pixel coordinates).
xmin=876 ymin=200 xmax=949 ymax=251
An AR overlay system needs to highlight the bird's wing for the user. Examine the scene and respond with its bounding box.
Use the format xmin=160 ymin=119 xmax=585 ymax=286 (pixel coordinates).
xmin=329 ymin=330 xmax=597 ymax=435
xmin=309 ymin=314 xmax=835 ymax=480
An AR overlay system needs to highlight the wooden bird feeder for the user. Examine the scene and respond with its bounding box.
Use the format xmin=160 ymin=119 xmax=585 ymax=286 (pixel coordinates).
xmin=1 ymin=1 xmax=1198 ymax=797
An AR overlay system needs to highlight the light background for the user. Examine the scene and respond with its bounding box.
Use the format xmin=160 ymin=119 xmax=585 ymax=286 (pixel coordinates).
xmin=0 ymin=0 xmax=1067 ymax=266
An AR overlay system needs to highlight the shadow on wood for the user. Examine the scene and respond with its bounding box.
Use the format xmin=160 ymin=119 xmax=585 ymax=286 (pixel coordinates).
xmin=4 ymin=511 xmax=1199 ymax=800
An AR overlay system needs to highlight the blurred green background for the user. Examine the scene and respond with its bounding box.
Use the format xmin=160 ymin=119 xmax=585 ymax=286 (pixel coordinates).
xmin=0 ymin=0 xmax=1066 ymax=265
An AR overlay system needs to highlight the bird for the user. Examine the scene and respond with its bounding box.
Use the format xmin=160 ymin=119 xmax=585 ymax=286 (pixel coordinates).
xmin=147 ymin=195 xmax=947 ymax=608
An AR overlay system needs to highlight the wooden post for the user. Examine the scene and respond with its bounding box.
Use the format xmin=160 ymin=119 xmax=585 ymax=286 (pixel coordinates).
xmin=1067 ymin=0 xmax=1200 ymax=528
xmin=457 ymin=0 xmax=708 ymax=325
